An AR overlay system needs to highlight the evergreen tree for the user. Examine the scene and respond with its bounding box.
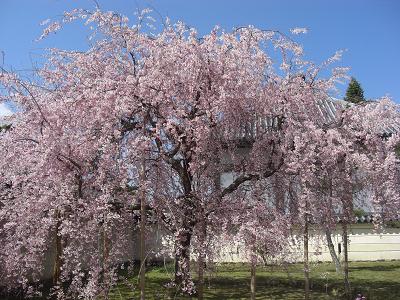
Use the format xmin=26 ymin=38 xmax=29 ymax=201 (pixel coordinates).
xmin=0 ymin=124 xmax=11 ymax=132
xmin=345 ymin=77 xmax=365 ymax=104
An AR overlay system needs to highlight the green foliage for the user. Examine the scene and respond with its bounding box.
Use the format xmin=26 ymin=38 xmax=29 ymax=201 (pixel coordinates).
xmin=345 ymin=77 xmax=365 ymax=104
xmin=353 ymin=209 xmax=367 ymax=218
xmin=395 ymin=144 xmax=400 ymax=158
xmin=386 ymin=220 xmax=400 ymax=228
xmin=0 ymin=123 xmax=11 ymax=132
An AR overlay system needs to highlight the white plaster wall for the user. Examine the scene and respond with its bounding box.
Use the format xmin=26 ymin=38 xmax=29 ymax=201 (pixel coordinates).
xmin=213 ymin=224 xmax=400 ymax=263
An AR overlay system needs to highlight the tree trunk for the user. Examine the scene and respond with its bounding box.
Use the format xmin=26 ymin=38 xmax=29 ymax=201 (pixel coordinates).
xmin=139 ymin=113 xmax=147 ymax=300
xmin=337 ymin=154 xmax=353 ymax=299
xmin=325 ymin=228 xmax=342 ymax=273
xmin=102 ymin=223 xmax=111 ymax=299
xmin=342 ymin=223 xmax=351 ymax=299
xmin=139 ymin=161 xmax=146 ymax=300
xmin=174 ymin=224 xmax=194 ymax=293
xmin=273 ymin=173 xmax=285 ymax=213
xmin=53 ymin=210 xmax=62 ymax=286
xmin=197 ymin=217 xmax=206 ymax=300
xmin=304 ymin=217 xmax=310 ymax=300
xmin=250 ymin=253 xmax=256 ymax=300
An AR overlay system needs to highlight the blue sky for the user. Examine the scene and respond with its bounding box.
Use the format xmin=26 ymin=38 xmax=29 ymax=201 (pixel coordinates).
xmin=1 ymin=0 xmax=399 ymax=116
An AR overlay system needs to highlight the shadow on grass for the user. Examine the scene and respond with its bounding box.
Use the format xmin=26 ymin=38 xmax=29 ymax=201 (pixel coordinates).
xmin=349 ymin=264 xmax=400 ymax=272
xmin=3 ymin=262 xmax=400 ymax=299
xmin=112 ymin=267 xmax=400 ymax=300
xmin=111 ymin=274 xmax=331 ymax=300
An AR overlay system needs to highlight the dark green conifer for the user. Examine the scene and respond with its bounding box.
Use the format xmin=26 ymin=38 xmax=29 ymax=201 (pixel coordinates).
xmin=345 ymin=77 xmax=365 ymax=104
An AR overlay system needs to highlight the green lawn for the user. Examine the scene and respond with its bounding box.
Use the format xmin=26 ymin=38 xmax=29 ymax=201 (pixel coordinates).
xmin=109 ymin=260 xmax=400 ymax=300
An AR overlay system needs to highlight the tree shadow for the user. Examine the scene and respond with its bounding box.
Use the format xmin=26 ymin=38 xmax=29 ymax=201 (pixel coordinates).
xmin=349 ymin=264 xmax=400 ymax=272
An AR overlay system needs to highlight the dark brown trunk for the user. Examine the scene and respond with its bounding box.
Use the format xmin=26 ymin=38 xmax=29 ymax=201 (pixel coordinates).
xmin=337 ymin=154 xmax=353 ymax=299
xmin=197 ymin=217 xmax=206 ymax=300
xmin=342 ymin=222 xmax=351 ymax=299
xmin=101 ymin=224 xmax=111 ymax=299
xmin=174 ymin=226 xmax=193 ymax=292
xmin=53 ymin=210 xmax=62 ymax=286
xmin=273 ymin=173 xmax=285 ymax=213
xmin=139 ymin=113 xmax=147 ymax=300
xmin=325 ymin=228 xmax=342 ymax=273
xmin=139 ymin=160 xmax=146 ymax=300
xmin=250 ymin=254 xmax=256 ymax=300
xmin=304 ymin=217 xmax=310 ymax=300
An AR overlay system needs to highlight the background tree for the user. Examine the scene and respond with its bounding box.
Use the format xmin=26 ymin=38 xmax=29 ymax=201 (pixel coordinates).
xmin=345 ymin=77 xmax=365 ymax=104
xmin=0 ymin=124 xmax=11 ymax=132
xmin=290 ymin=98 xmax=400 ymax=299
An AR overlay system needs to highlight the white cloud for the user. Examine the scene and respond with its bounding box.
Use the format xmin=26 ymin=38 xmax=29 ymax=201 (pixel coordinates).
xmin=0 ymin=103 xmax=13 ymax=117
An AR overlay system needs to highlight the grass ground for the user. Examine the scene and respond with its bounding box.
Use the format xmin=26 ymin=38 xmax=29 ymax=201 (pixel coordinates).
xmin=109 ymin=260 xmax=400 ymax=300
